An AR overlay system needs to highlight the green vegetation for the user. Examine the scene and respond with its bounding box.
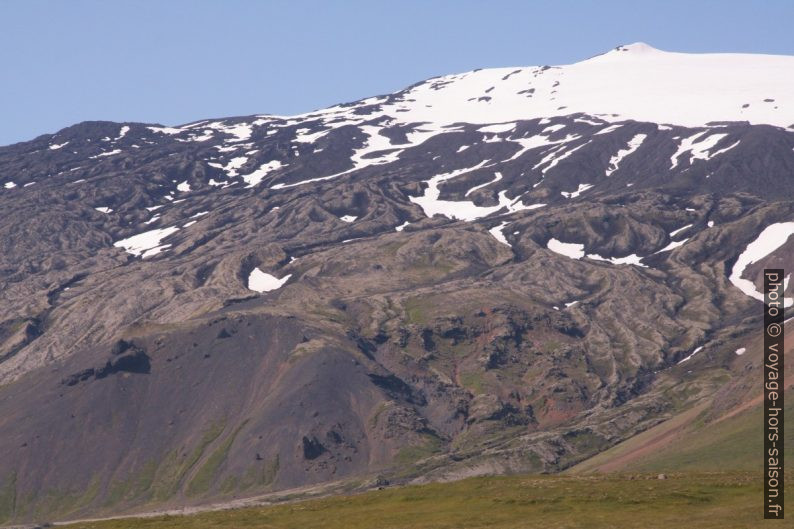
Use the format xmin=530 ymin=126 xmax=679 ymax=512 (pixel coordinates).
xmin=183 ymin=422 xmax=227 ymax=478
xmin=5 ymin=474 xmax=102 ymax=523
xmin=236 ymin=455 xmax=280 ymax=491
xmin=619 ymin=399 xmax=794 ymax=473
xmin=660 ymin=369 xmax=731 ymax=412
xmin=369 ymin=401 xmax=391 ymax=428
xmin=560 ymin=429 xmax=610 ymax=462
xmin=379 ymin=240 xmax=408 ymax=256
xmin=64 ymin=472 xmax=786 ymax=529
xmin=288 ymin=338 xmax=328 ymax=363
xmin=403 ymin=296 xmax=432 ymax=325
xmin=186 ymin=420 xmax=248 ymax=496
xmin=105 ymin=461 xmax=158 ymax=506
xmin=148 ymin=421 xmax=227 ymax=502
xmin=394 ymin=434 xmax=444 ymax=467
xmin=541 ymin=339 xmax=562 ymax=353
xmin=0 ymin=472 xmax=16 ymax=522
xmin=570 ymin=396 xmax=794 ymax=476
xmin=459 ymin=371 xmax=486 ymax=394
xmin=308 ymin=306 xmax=350 ymax=325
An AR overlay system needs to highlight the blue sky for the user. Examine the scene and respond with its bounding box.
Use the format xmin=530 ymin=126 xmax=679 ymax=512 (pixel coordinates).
xmin=1 ymin=0 xmax=793 ymax=146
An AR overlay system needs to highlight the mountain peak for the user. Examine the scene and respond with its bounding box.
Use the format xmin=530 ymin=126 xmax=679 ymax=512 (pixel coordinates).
xmin=614 ymin=42 xmax=660 ymax=54
xmin=585 ymin=42 xmax=666 ymax=63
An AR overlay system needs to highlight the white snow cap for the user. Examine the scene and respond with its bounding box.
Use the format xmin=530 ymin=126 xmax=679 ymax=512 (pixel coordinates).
xmin=375 ymin=42 xmax=794 ymax=128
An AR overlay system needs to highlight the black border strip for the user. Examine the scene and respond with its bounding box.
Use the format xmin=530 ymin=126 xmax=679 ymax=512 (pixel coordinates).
xmin=764 ymin=268 xmax=785 ymax=519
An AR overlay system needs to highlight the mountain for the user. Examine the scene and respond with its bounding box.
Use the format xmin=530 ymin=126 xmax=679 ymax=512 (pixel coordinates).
xmin=0 ymin=43 xmax=793 ymax=524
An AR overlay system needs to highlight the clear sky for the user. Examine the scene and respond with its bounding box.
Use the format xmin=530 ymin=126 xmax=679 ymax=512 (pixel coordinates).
xmin=1 ymin=0 xmax=793 ymax=146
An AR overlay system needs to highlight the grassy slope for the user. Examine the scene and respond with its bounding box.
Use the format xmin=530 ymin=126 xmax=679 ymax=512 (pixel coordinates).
xmin=619 ymin=399 xmax=793 ymax=473
xmin=64 ymin=472 xmax=782 ymax=529
xmin=570 ymin=398 xmax=794 ymax=474
xmin=571 ymin=331 xmax=794 ymax=475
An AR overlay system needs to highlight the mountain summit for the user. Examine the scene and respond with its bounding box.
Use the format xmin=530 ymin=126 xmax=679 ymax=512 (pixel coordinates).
xmin=349 ymin=41 xmax=794 ymax=128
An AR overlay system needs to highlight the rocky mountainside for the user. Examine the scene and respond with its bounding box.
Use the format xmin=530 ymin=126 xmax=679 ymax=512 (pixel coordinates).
xmin=0 ymin=43 xmax=793 ymax=523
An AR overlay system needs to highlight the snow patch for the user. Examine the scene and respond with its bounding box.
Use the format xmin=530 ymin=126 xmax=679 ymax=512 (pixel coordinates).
xmin=242 ymin=160 xmax=285 ymax=188
xmin=670 ymin=132 xmax=729 ymax=168
xmin=678 ymin=346 xmax=704 ymax=364
xmin=656 ymin=238 xmax=689 ymax=253
xmin=247 ymin=268 xmax=291 ymax=293
xmin=479 ymin=123 xmax=516 ymax=133
xmin=729 ymin=222 xmax=794 ymax=308
xmin=410 ymin=162 xmax=543 ymax=221
xmin=465 ymin=172 xmax=503 ymax=197
xmin=587 ymin=253 xmax=647 ymax=267
xmin=547 ymin=238 xmax=585 ymax=259
xmin=117 ymin=125 xmax=130 ymax=139
xmin=541 ymin=124 xmax=565 ymax=134
xmin=606 ymin=134 xmax=646 ymax=176
xmin=561 ymin=183 xmax=593 ymax=199
xmin=211 ymin=156 xmax=248 ymax=178
xmin=207 ymin=121 xmax=253 ymax=142
xmin=548 ymin=238 xmax=646 ymax=266
xmin=670 ymin=223 xmax=693 ymax=238
xmin=89 ymin=149 xmax=121 ymax=159
xmin=147 ymin=126 xmax=182 ymax=135
xmin=595 ymin=124 xmax=622 ymax=135
xmin=488 ymin=222 xmax=511 ymax=246
xmin=710 ymin=139 xmax=740 ymax=157
xmin=294 ymin=127 xmax=330 ymax=144
xmin=113 ymin=226 xmax=180 ymax=258
xmin=536 ymin=140 xmax=589 ymax=175
xmin=180 ymin=129 xmax=214 ymax=142
xmin=270 ymin=124 xmax=413 ymax=189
